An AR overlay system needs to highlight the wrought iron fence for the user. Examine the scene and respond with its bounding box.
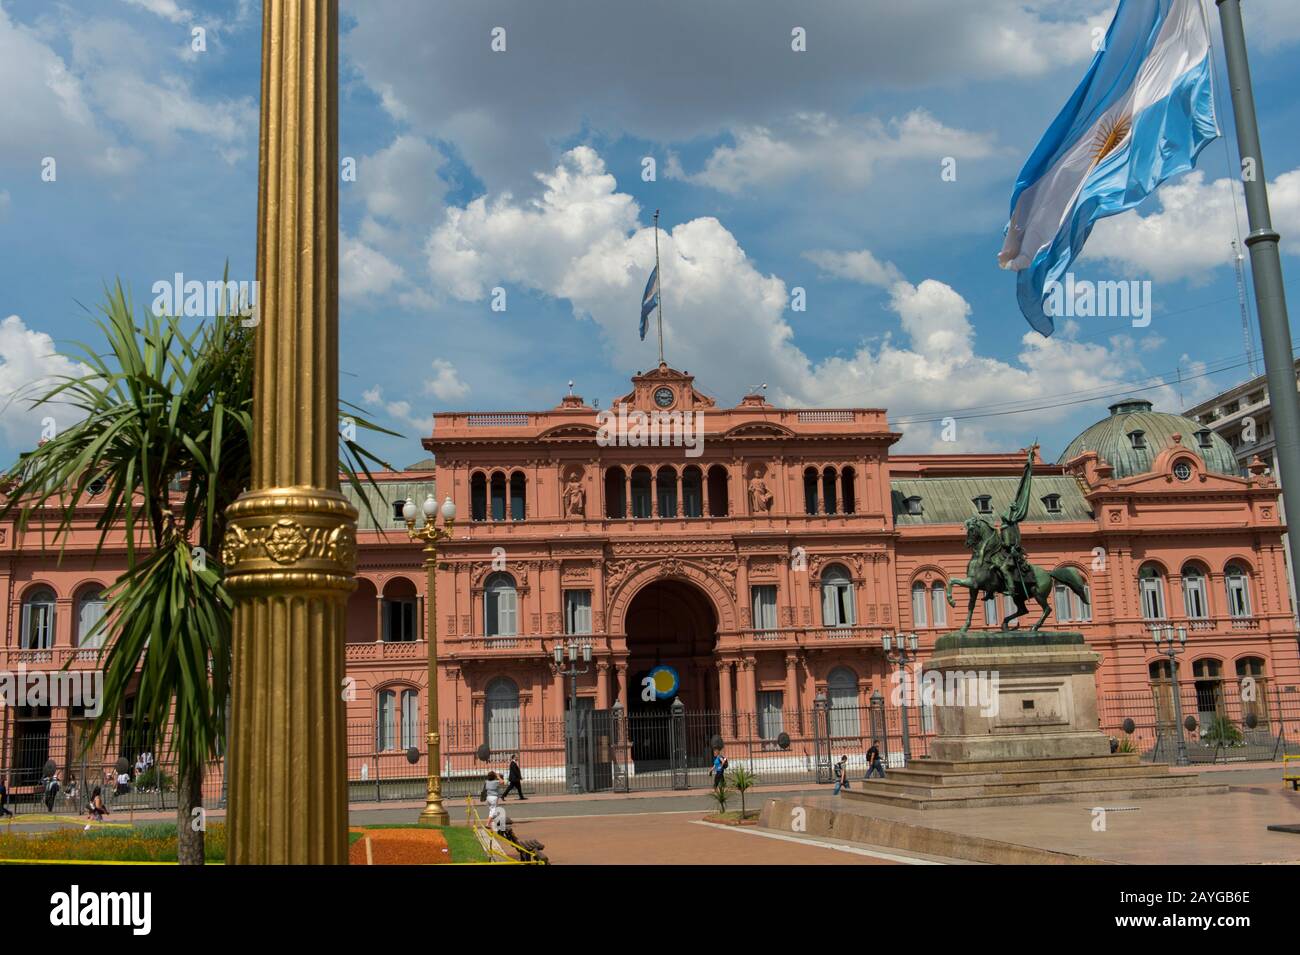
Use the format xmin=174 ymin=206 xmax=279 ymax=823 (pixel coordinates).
xmin=1098 ymin=680 xmax=1300 ymax=763
xmin=7 ymin=682 xmax=1294 ymax=816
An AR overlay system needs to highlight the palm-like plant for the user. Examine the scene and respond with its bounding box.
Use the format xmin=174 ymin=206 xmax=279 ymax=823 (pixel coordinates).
xmin=708 ymin=782 xmax=731 ymax=816
xmin=727 ymin=764 xmax=756 ymax=818
xmin=0 ymin=279 xmax=391 ymax=864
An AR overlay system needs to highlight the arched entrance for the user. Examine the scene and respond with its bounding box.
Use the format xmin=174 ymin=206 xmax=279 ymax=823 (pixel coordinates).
xmin=623 ymin=578 xmax=720 ymax=766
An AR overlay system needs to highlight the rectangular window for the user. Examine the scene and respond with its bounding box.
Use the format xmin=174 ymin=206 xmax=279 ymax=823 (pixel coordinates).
xmin=564 ymin=590 xmax=592 ymax=634
xmin=400 ymin=691 xmax=419 ymax=750
xmin=984 ymin=596 xmax=999 ymax=627
xmin=22 ymin=603 xmax=54 ymax=650
xmin=1140 ymin=578 xmax=1164 ymax=620
xmin=911 ymin=586 xmax=928 ymax=628
xmin=930 ymin=586 xmax=947 ymax=628
xmin=631 ymin=484 xmax=652 ymax=519
xmin=751 ymin=585 xmax=778 ymax=632
xmin=1183 ymin=578 xmax=1208 ymax=619
xmin=1227 ymin=578 xmax=1251 ymax=617
xmin=377 ymin=691 xmax=395 ymax=751
xmin=383 ymin=599 xmax=417 ymax=641
xmin=757 ymin=691 xmax=784 ymax=740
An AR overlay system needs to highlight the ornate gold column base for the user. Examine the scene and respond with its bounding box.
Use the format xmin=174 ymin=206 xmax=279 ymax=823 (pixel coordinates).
xmin=226 ymin=487 xmax=357 ymax=864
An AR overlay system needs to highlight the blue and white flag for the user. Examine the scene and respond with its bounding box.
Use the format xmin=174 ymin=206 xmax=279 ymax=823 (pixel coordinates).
xmin=1000 ymin=0 xmax=1219 ymax=335
xmin=639 ymin=264 xmax=660 ymax=341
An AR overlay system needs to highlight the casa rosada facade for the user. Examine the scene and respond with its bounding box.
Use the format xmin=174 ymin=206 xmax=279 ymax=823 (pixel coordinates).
xmin=2 ymin=364 xmax=1298 ymax=778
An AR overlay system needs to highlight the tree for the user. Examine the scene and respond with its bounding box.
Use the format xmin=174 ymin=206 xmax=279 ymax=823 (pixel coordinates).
xmin=708 ymin=781 xmax=731 ymax=816
xmin=0 ymin=279 xmax=390 ymax=864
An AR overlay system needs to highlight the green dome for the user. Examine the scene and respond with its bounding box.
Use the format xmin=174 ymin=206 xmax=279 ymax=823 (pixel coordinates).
xmin=1057 ymin=399 xmax=1239 ymax=478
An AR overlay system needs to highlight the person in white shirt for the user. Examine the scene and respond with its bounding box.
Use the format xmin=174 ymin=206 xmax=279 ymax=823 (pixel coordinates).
xmin=486 ymin=794 xmax=509 ymax=834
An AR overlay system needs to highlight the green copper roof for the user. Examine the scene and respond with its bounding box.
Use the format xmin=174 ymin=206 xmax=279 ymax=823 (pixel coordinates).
xmin=1057 ymin=399 xmax=1238 ymax=478
xmin=891 ymin=475 xmax=1091 ymax=525
xmin=342 ymin=478 xmax=436 ymax=532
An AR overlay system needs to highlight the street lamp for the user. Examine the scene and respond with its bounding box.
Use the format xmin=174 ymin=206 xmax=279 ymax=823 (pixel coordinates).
xmin=551 ymin=638 xmax=592 ymax=793
xmin=882 ymin=632 xmax=920 ymax=766
xmin=405 ymin=493 xmax=457 ymax=825
xmin=1151 ymin=624 xmax=1190 ymax=767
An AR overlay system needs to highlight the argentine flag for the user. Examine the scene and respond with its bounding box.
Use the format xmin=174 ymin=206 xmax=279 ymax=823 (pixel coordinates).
xmin=639 ymin=264 xmax=659 ymax=341
xmin=1000 ymin=0 xmax=1220 ymax=335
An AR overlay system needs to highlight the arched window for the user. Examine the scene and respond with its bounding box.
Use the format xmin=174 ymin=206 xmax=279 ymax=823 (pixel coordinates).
xmin=911 ymin=582 xmax=927 ymax=628
xmin=655 ymin=466 xmax=678 ymax=518
xmin=1138 ymin=564 xmax=1166 ymax=620
xmin=930 ymin=583 xmax=948 ymax=628
xmin=803 ymin=467 xmax=819 ymax=515
xmin=1180 ymin=563 xmax=1208 ymax=619
xmin=983 ymin=594 xmax=1006 ymax=627
xmin=510 ymin=471 xmax=526 ymax=520
xmin=21 ymin=587 xmax=56 ymax=650
xmin=821 ymin=467 xmax=838 ymax=515
xmin=604 ymin=467 xmax=627 ymax=519
xmin=681 ymin=466 xmax=703 ymax=518
xmin=820 ymin=565 xmax=855 ymax=627
xmin=826 ymin=666 xmax=861 ymax=739
xmin=484 ymin=677 xmax=521 ymax=753
xmin=840 ymin=467 xmax=856 ymax=514
xmin=1236 ymin=657 xmax=1269 ymax=728
xmin=76 ymin=587 xmax=108 ymax=649
xmin=489 ymin=473 xmax=507 ymax=521
xmin=707 ymin=465 xmax=729 ymax=517
xmin=630 ymin=467 xmax=652 ymax=519
xmin=1053 ymin=577 xmax=1091 ymax=623
xmin=382 ymin=578 xmax=418 ymax=642
xmin=1192 ymin=659 xmax=1225 ymax=729
xmin=470 ymin=472 xmax=487 ymax=522
xmin=484 ymin=573 xmax=518 ymax=637
xmin=375 ymin=688 xmax=420 ymax=756
xmin=1225 ymin=564 xmax=1251 ymax=617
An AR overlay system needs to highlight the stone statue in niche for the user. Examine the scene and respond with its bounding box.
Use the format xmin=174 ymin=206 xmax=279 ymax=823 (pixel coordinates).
xmin=563 ymin=470 xmax=586 ymax=517
xmin=747 ymin=467 xmax=774 ymax=514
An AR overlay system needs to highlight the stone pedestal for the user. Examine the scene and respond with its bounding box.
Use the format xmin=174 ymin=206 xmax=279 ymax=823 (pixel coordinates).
xmin=924 ymin=631 xmax=1110 ymax=762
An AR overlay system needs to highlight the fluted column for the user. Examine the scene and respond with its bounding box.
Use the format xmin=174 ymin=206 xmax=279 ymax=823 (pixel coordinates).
xmin=225 ymin=0 xmax=354 ymax=865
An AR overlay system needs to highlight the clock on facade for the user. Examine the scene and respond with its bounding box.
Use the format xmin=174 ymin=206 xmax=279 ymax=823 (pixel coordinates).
xmin=653 ymin=386 xmax=675 ymax=408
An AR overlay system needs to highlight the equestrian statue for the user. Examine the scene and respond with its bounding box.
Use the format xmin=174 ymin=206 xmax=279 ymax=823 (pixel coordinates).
xmin=944 ymin=444 xmax=1090 ymax=632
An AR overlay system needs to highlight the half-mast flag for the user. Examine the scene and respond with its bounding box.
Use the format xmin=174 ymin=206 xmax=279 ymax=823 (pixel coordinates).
xmin=1000 ymin=0 xmax=1219 ymax=335
xmin=639 ymin=264 xmax=659 ymax=341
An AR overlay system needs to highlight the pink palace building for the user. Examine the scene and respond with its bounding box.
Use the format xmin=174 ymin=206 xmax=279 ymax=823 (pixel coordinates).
xmin=2 ymin=364 xmax=1298 ymax=791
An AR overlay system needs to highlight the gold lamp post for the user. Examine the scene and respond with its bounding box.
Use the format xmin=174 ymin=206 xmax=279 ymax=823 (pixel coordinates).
xmin=404 ymin=493 xmax=456 ymax=825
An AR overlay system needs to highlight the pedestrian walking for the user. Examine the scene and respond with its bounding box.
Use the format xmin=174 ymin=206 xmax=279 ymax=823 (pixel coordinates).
xmin=481 ymin=770 xmax=503 ymax=803
xmin=711 ymin=747 xmax=728 ymax=789
xmin=865 ymin=740 xmax=886 ymax=779
xmin=85 ymin=786 xmax=109 ymax=827
xmin=0 ymin=777 xmax=10 ymax=817
xmin=43 ymin=770 xmax=62 ymax=812
xmin=833 ymin=755 xmax=851 ymax=794
xmin=503 ymin=754 xmax=526 ymax=800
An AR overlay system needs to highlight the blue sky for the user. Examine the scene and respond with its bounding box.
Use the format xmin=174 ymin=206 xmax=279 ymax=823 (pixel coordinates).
xmin=3 ymin=0 xmax=1300 ymax=470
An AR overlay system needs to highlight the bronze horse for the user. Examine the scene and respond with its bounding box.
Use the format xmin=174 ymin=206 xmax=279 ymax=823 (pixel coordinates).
xmin=944 ymin=517 xmax=1090 ymax=631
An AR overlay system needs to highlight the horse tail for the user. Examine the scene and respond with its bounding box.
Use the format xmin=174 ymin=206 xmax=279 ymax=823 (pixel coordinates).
xmin=1049 ymin=566 xmax=1089 ymax=601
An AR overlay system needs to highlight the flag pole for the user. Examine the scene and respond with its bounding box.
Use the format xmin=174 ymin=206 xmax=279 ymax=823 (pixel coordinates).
xmin=1216 ymin=0 xmax=1300 ymax=607
xmin=654 ymin=208 xmax=664 ymax=365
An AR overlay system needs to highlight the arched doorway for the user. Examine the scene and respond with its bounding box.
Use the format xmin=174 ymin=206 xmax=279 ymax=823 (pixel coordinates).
xmin=623 ymin=578 xmax=719 ymax=766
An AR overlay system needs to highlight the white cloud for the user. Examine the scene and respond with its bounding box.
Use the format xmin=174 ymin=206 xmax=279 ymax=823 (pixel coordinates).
xmin=120 ymin=0 xmax=190 ymax=24
xmin=361 ymin=385 xmax=429 ymax=435
xmin=1084 ymin=169 xmax=1300 ymax=283
xmin=423 ymin=359 xmax=469 ymax=402
xmin=804 ymin=249 xmax=904 ymax=287
xmin=678 ymin=110 xmax=999 ymax=195
xmin=421 ymin=146 xmax=1160 ymax=452
xmin=341 ymin=233 xmax=405 ymax=301
xmin=0 ymin=315 xmax=94 ymax=446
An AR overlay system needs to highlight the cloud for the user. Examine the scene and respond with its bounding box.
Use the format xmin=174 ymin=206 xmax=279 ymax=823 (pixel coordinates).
xmin=804 ymin=248 xmax=904 ymax=287
xmin=341 ymin=233 xmax=405 ymax=301
xmin=361 ymin=385 xmax=429 ymax=435
xmin=120 ymin=0 xmax=190 ymax=24
xmin=341 ymin=0 xmax=1111 ymax=190
xmin=677 ymin=110 xmax=999 ymax=195
xmin=421 ymin=146 xmax=1160 ymax=452
xmin=423 ymin=359 xmax=470 ymax=402
xmin=1084 ymin=169 xmax=1300 ymax=283
xmin=0 ymin=316 xmax=94 ymax=447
